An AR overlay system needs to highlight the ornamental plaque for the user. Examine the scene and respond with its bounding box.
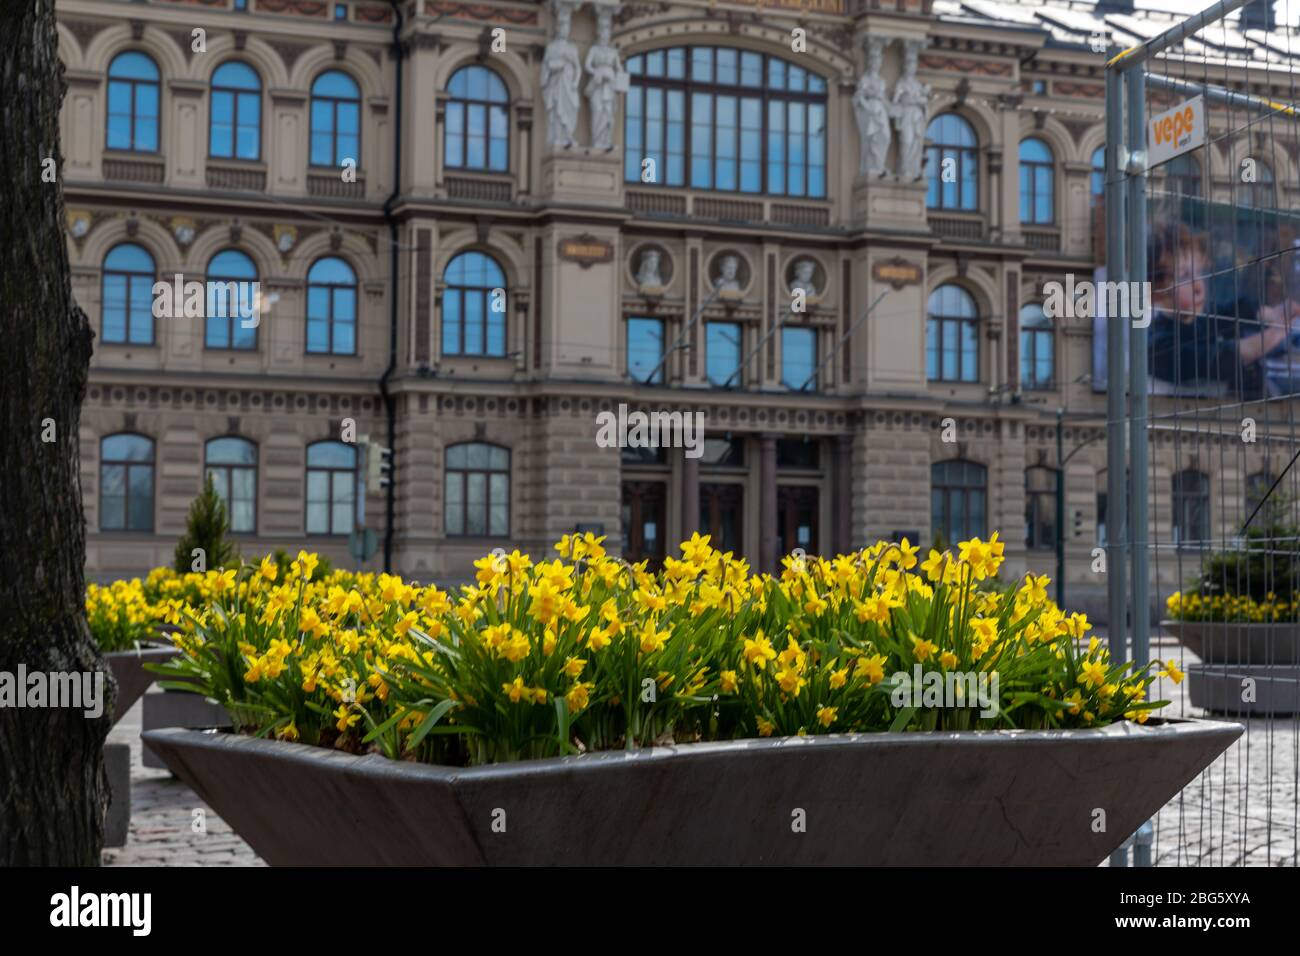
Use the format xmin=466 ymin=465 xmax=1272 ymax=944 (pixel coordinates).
xmin=558 ymin=235 xmax=614 ymax=269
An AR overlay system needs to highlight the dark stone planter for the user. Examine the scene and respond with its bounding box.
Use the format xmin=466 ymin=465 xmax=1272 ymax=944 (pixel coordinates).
xmin=1163 ymin=621 xmax=1300 ymax=716
xmin=144 ymin=718 xmax=1241 ymax=866
xmin=105 ymin=643 xmax=177 ymax=726
xmin=1162 ymin=620 xmax=1300 ymax=664
xmin=141 ymin=691 xmax=231 ymax=769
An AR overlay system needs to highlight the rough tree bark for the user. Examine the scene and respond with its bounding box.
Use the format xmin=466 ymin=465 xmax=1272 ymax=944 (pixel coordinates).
xmin=0 ymin=0 xmax=113 ymax=864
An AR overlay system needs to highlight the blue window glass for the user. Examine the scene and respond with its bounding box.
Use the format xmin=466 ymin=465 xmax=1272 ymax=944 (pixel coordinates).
xmin=627 ymin=317 xmax=664 ymax=384
xmin=106 ymin=52 xmax=160 ymax=152
xmin=1019 ymin=303 xmax=1054 ymax=390
xmin=624 ymin=46 xmax=827 ymax=198
xmin=781 ymin=326 xmax=816 ymax=391
xmin=205 ymin=249 xmax=258 ymax=351
xmin=101 ymin=243 xmax=155 ymax=345
xmin=445 ymin=65 xmax=509 ymax=172
xmin=1091 ymin=146 xmax=1105 ymax=199
xmin=932 ymin=460 xmax=986 ymax=545
xmin=310 ymin=70 xmax=361 ymax=167
xmin=1019 ymin=137 xmax=1054 ymax=224
xmin=210 ymin=61 xmax=261 ymax=160
xmin=926 ymin=284 xmax=979 ymax=383
xmin=306 ymin=440 xmax=356 ymax=535
xmin=205 ymin=437 xmax=257 ymax=533
xmin=100 ymin=434 xmax=155 ymax=532
xmin=306 ymin=257 xmax=357 ymax=355
xmin=443 ymin=251 xmax=506 ymax=356
xmin=706 ymin=322 xmax=742 ymax=387
xmin=926 ymin=113 xmax=978 ymax=211
xmin=334 ymin=3 xmax=348 ymax=20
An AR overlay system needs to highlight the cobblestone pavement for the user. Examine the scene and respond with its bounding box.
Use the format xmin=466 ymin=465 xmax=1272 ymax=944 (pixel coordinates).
xmin=101 ymin=693 xmax=263 ymax=866
xmin=104 ymin=642 xmax=1297 ymax=867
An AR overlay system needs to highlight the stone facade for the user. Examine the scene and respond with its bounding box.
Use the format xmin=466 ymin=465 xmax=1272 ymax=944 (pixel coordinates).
xmin=57 ymin=0 xmax=1290 ymax=621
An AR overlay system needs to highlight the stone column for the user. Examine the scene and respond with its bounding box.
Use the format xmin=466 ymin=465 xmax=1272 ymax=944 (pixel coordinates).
xmin=759 ymin=434 xmax=777 ymax=572
xmin=681 ymin=450 xmax=699 ymax=541
xmin=836 ymin=432 xmax=854 ymax=554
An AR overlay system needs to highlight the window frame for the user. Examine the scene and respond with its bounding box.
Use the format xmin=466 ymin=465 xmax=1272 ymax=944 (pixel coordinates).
xmin=99 ymin=433 xmax=156 ymax=533
xmin=926 ymin=284 xmax=980 ymax=383
xmin=442 ymin=250 xmax=508 ymax=357
xmin=705 ymin=320 xmax=743 ymax=388
xmin=444 ymin=65 xmax=511 ymax=174
xmin=305 ymin=256 xmax=359 ymax=356
xmin=627 ymin=316 xmax=665 ymax=384
xmin=1024 ymin=464 xmax=1059 ymax=551
xmin=1172 ymin=469 xmax=1211 ymax=546
xmin=781 ymin=325 xmax=817 ymax=392
xmin=309 ymin=70 xmax=362 ymax=169
xmin=623 ymin=46 xmax=828 ymax=199
xmin=444 ymin=442 xmax=511 ymax=538
xmin=209 ymin=61 xmax=263 ymax=161
xmin=1019 ymin=302 xmax=1055 ymax=391
xmin=100 ymin=243 xmax=157 ymax=346
xmin=926 ymin=113 xmax=979 ymax=211
xmin=106 ymin=51 xmax=161 ymax=154
xmin=304 ymin=440 xmax=358 ymax=537
xmin=205 ymin=436 xmax=258 ymax=534
xmin=1019 ymin=137 xmax=1055 ymax=225
xmin=204 ymin=248 xmax=259 ymax=351
xmin=931 ymin=459 xmax=988 ymax=545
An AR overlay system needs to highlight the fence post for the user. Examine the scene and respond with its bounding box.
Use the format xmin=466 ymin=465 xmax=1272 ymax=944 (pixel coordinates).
xmin=1104 ymin=52 xmax=1130 ymax=868
xmin=1124 ymin=61 xmax=1154 ymax=869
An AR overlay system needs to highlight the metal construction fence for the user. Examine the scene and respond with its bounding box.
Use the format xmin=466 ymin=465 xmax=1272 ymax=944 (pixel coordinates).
xmin=1105 ymin=0 xmax=1300 ymax=866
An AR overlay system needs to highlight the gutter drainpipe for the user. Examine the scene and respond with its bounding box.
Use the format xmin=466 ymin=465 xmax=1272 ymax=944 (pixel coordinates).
xmin=379 ymin=0 xmax=405 ymax=573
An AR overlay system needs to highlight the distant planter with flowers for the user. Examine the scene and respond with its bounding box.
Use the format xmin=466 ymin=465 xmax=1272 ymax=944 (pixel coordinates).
xmin=1161 ymin=509 xmax=1300 ymax=715
xmin=141 ymin=534 xmax=1239 ymax=865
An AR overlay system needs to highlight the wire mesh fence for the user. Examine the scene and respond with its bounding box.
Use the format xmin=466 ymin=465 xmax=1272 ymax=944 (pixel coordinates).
xmin=1106 ymin=0 xmax=1300 ymax=866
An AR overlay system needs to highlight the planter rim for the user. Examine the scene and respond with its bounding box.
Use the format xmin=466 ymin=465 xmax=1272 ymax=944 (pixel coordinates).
xmin=144 ymin=716 xmax=1242 ymax=783
xmin=104 ymin=640 xmax=176 ymax=657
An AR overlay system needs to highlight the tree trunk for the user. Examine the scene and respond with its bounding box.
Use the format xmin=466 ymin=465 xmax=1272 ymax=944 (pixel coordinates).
xmin=0 ymin=0 xmax=111 ymax=864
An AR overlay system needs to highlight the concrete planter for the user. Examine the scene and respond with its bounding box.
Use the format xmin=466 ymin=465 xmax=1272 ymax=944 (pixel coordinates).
xmin=1162 ymin=620 xmax=1300 ymax=664
xmin=144 ymin=718 xmax=1240 ymax=866
xmin=105 ymin=643 xmax=177 ymax=726
xmin=1163 ymin=620 xmax=1300 ymax=716
xmin=141 ymin=690 xmax=231 ymax=769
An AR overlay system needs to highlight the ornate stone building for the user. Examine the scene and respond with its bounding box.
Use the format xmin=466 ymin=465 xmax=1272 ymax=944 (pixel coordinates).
xmin=57 ymin=0 xmax=1297 ymax=620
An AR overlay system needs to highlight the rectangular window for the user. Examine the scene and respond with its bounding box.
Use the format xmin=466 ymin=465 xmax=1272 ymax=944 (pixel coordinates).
xmin=782 ymin=326 xmax=816 ymax=391
xmin=627 ymin=317 xmax=664 ymax=384
xmin=706 ymin=322 xmax=742 ymax=387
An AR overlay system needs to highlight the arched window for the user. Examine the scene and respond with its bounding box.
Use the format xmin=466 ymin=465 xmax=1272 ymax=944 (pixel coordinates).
xmin=624 ymin=47 xmax=827 ymax=198
xmin=442 ymin=251 xmax=506 ymax=356
xmin=1019 ymin=137 xmax=1054 ymax=224
xmin=931 ymin=459 xmax=986 ymax=545
xmin=305 ymin=440 xmax=357 ymax=535
xmin=1025 ymin=465 xmax=1059 ymax=550
xmin=310 ymin=70 xmax=361 ymax=167
xmin=445 ymin=65 xmax=509 ymax=172
xmin=1172 ymin=469 xmax=1210 ymax=545
xmin=926 ymin=113 xmax=978 ymax=211
xmin=205 ymin=249 xmax=258 ymax=350
xmin=210 ymin=61 xmax=262 ymax=160
xmin=1244 ymin=159 xmax=1275 ymax=209
xmin=100 ymin=434 xmax=155 ymax=532
xmin=1019 ymin=303 xmax=1054 ymax=390
xmin=926 ymin=284 xmax=979 ymax=383
xmin=106 ymin=52 xmax=160 ymax=152
xmin=205 ymin=437 xmax=257 ymax=533
xmin=445 ymin=442 xmax=510 ymax=536
xmin=1090 ymin=146 xmax=1106 ymax=202
xmin=306 ymin=257 xmax=357 ymax=355
xmin=101 ymin=243 xmax=156 ymax=345
xmin=1165 ymin=153 xmax=1202 ymax=198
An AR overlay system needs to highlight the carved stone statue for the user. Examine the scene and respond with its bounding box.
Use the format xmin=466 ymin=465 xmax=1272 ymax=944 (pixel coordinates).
xmin=714 ymin=255 xmax=742 ymax=294
xmin=635 ymin=248 xmax=665 ymax=288
xmin=584 ymin=6 xmax=627 ymax=151
xmin=789 ymin=259 xmax=819 ymax=297
xmin=541 ymin=1 xmax=582 ymax=148
xmin=892 ymin=39 xmax=931 ymax=181
xmin=852 ymin=36 xmax=891 ymax=178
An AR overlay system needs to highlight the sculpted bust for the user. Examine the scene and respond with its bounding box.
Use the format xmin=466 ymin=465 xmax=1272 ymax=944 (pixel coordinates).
xmin=714 ymin=255 xmax=743 ymax=295
xmin=789 ymin=259 xmax=820 ymax=298
xmin=635 ymin=248 xmax=665 ymax=288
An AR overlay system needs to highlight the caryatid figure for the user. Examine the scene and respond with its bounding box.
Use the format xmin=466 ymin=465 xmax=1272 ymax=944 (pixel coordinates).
xmin=585 ymin=5 xmax=628 ymax=151
xmin=852 ymin=36 xmax=892 ymax=177
xmin=541 ymin=0 xmax=582 ymax=148
xmin=892 ymin=39 xmax=931 ymax=180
